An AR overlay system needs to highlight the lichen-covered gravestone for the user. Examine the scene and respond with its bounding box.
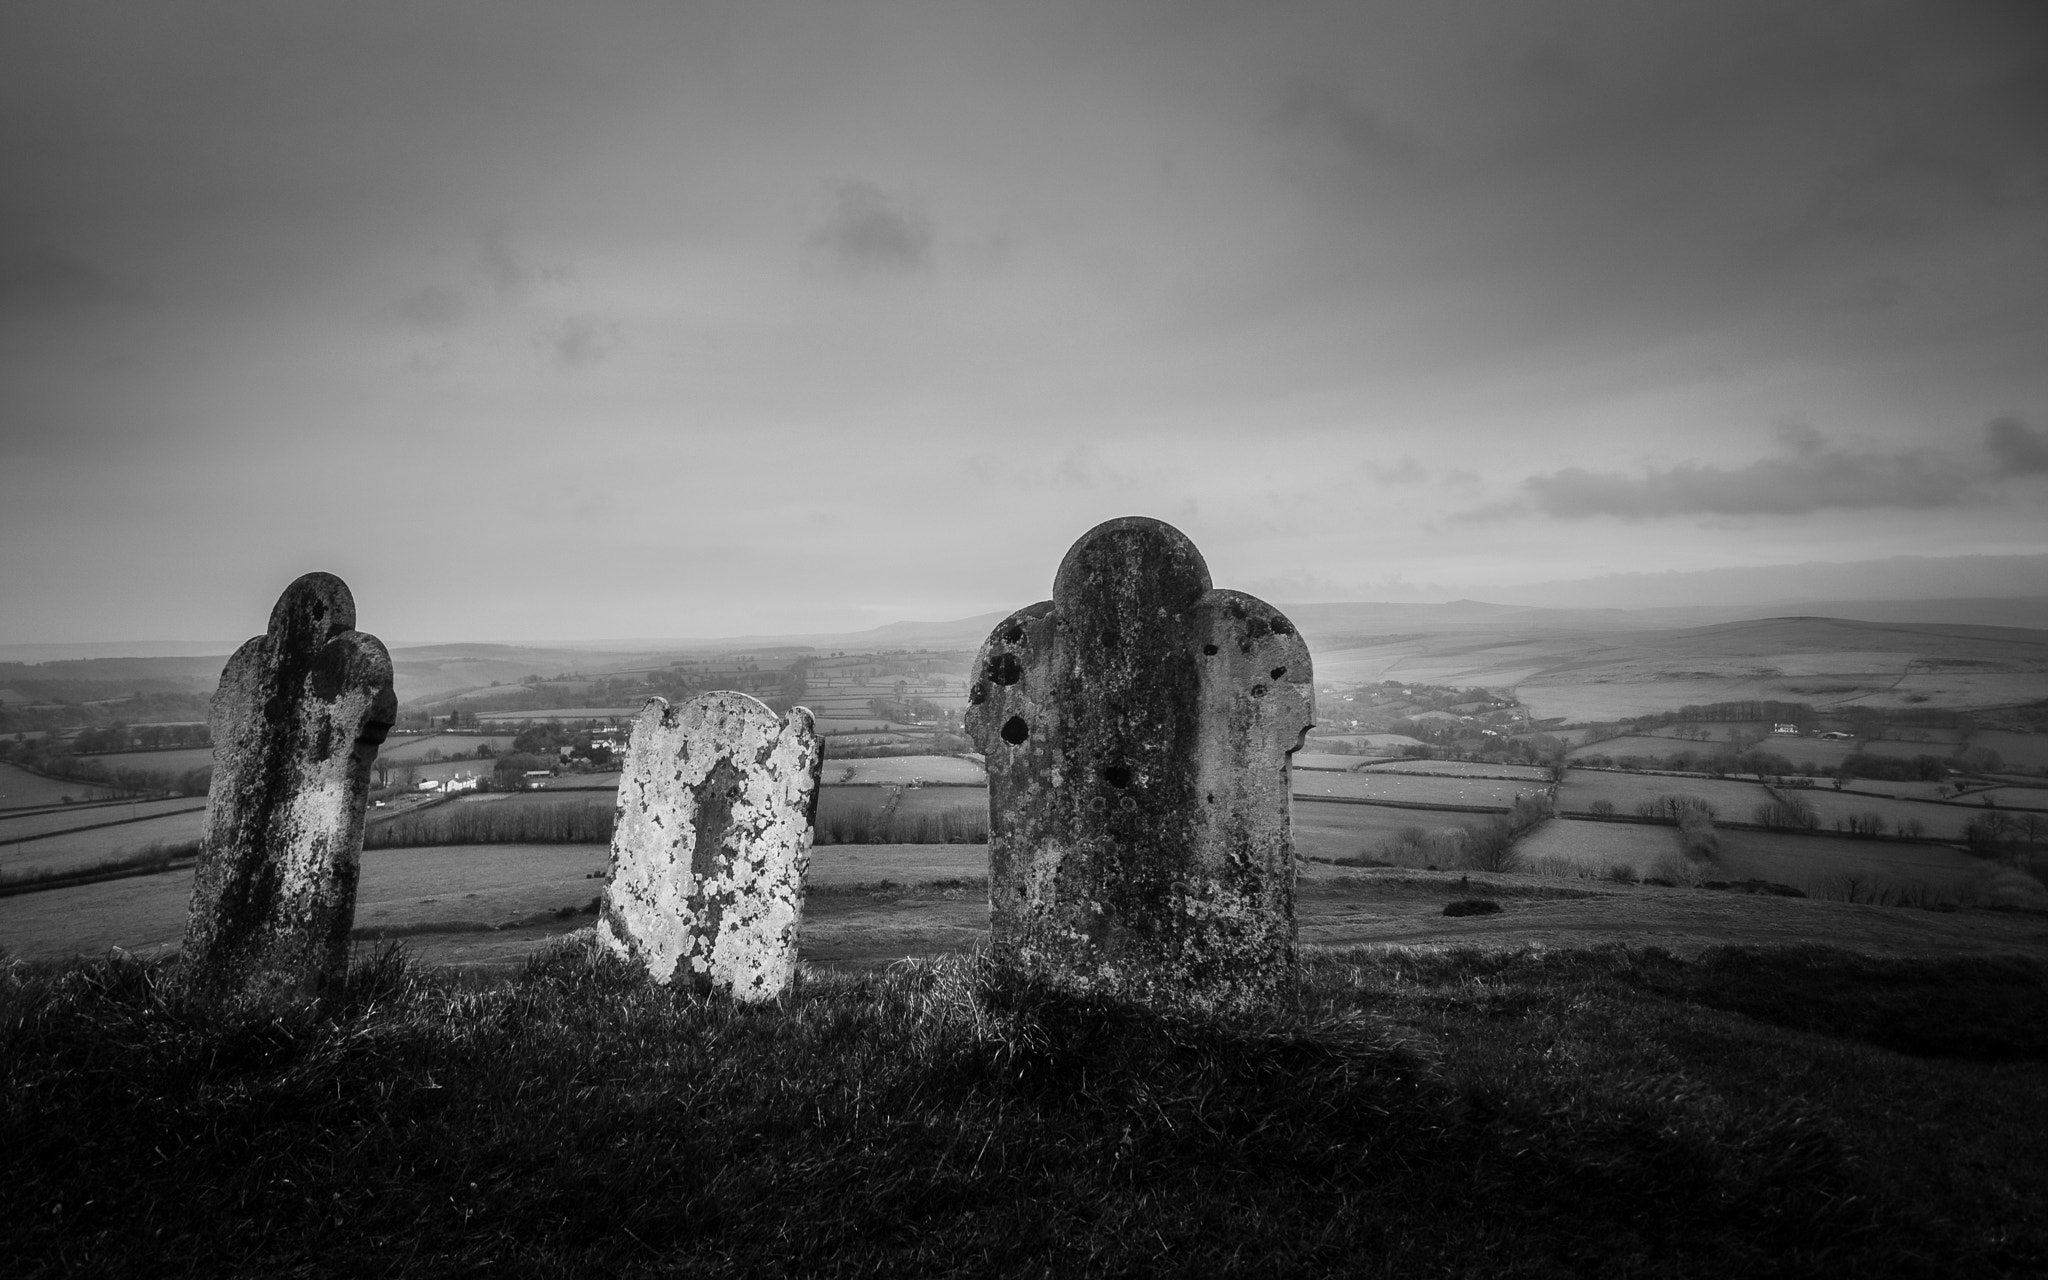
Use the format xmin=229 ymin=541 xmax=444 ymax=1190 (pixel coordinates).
xmin=599 ymin=692 xmax=824 ymax=1001
xmin=964 ymin=516 xmax=1315 ymax=1008
xmin=184 ymin=573 xmax=396 ymax=992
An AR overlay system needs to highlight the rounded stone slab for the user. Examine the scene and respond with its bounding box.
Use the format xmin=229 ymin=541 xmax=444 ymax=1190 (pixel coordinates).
xmin=185 ymin=572 xmax=397 ymax=992
xmin=599 ymin=692 xmax=824 ymax=1001
xmin=964 ymin=516 xmax=1315 ymax=1009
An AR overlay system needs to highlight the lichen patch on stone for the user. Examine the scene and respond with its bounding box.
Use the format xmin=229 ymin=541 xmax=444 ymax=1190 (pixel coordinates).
xmin=600 ymin=691 xmax=823 ymax=1001
xmin=964 ymin=517 xmax=1314 ymax=1010
xmin=184 ymin=572 xmax=395 ymax=994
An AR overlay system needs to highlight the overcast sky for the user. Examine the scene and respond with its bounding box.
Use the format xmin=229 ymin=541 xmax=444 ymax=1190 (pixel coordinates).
xmin=3 ymin=0 xmax=2045 ymax=644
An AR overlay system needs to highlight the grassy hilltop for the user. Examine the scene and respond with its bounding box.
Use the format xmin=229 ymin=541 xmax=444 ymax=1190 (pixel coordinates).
xmin=4 ymin=941 xmax=2045 ymax=1277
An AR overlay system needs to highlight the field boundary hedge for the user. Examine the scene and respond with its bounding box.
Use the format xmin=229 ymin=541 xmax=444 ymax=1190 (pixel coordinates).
xmin=1555 ymin=810 xmax=1970 ymax=847
xmin=0 ymin=803 xmax=206 ymax=846
xmin=1293 ymin=794 xmax=1512 ymax=814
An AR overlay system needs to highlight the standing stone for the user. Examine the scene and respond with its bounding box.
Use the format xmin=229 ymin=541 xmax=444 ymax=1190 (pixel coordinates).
xmin=964 ymin=517 xmax=1315 ymax=1008
xmin=185 ymin=573 xmax=396 ymax=992
xmin=599 ymin=692 xmax=824 ymax=1001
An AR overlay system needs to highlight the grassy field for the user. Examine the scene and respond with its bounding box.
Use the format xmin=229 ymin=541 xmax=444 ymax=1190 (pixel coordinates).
xmin=1976 ymin=787 xmax=2048 ymax=812
xmin=1856 ymin=737 xmax=1963 ymax=760
xmin=1303 ymin=732 xmax=1429 ymax=752
xmin=1793 ymin=790 xmax=1978 ymax=839
xmin=1973 ymin=730 xmax=2048 ymax=771
xmin=1516 ymin=816 xmax=1686 ymax=879
xmin=1292 ymin=800 xmax=1491 ymax=862
xmin=1568 ymin=734 xmax=1698 ymax=760
xmin=1290 ymin=752 xmax=1372 ymax=771
xmin=829 ymin=755 xmax=986 ymax=785
xmin=475 ymin=707 xmax=644 ymax=723
xmin=1712 ymin=829 xmax=1992 ymax=899
xmin=1293 ymin=771 xmax=1543 ymax=808
xmin=0 ymin=796 xmax=205 ymax=843
xmin=72 ymin=747 xmax=216 ymax=775
xmin=0 ymin=809 xmax=208 ymax=879
xmin=1558 ymin=771 xmax=1771 ymax=817
xmin=815 ymin=787 xmax=989 ymax=845
xmin=391 ymin=758 xmax=497 ymax=786
xmin=1360 ymin=758 xmax=1553 ymax=781
xmin=366 ymin=795 xmax=616 ymax=849
xmin=4 ymin=944 xmax=2045 ymax=1276
xmin=376 ymin=734 xmax=517 ymax=763
xmin=0 ymin=763 xmax=124 ymax=809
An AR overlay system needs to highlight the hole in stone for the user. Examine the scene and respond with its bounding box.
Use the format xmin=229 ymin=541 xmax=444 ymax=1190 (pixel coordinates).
xmin=1002 ymin=623 xmax=1025 ymax=644
xmin=1103 ymin=764 xmax=1133 ymax=789
xmin=987 ymin=653 xmax=1023 ymax=686
xmin=1206 ymin=792 xmax=1215 ymax=804
xmin=1101 ymin=629 xmax=1118 ymax=650
xmin=1251 ymin=684 xmax=1267 ymax=698
xmin=1202 ymin=644 xmax=1218 ymax=656
xmin=969 ymin=682 xmax=988 ymax=705
xmin=1000 ymin=716 xmax=1030 ymax=745
xmin=1270 ymin=666 xmax=1286 ymax=680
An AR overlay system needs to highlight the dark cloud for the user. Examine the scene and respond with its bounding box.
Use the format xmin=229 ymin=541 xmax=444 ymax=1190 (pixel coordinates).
xmin=1518 ymin=424 xmax=1976 ymax=519
xmin=1987 ymin=416 xmax=2048 ymax=475
xmin=810 ymin=181 xmax=931 ymax=275
xmin=546 ymin=316 xmax=619 ymax=368
xmin=477 ymin=231 xmax=535 ymax=297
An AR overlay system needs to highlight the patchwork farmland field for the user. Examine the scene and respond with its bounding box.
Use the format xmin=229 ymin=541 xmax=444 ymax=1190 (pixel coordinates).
xmin=1567 ymin=736 xmax=1691 ymax=761
xmin=475 ymin=707 xmax=643 ymax=723
xmin=1557 ymin=771 xmax=1771 ymax=817
xmin=1291 ymin=752 xmax=1370 ymax=771
xmin=829 ymin=756 xmax=985 ymax=785
xmin=1972 ymin=730 xmax=2048 ymax=771
xmin=71 ymin=747 xmax=215 ymax=775
xmin=1740 ymin=738 xmax=1860 ymax=768
xmin=393 ymin=759 xmax=497 ymax=786
xmin=1855 ymin=738 xmax=1963 ymax=760
xmin=1515 ymin=817 xmax=1684 ymax=879
xmin=377 ymin=734 xmax=517 ymax=763
xmin=0 ymin=797 xmax=207 ymax=842
xmin=1293 ymin=771 xmax=1544 ymax=809
xmin=0 ymin=809 xmax=207 ymax=878
xmin=1835 ymin=779 xmax=1960 ymax=802
xmin=1291 ymin=800 xmax=1491 ymax=862
xmin=0 ymin=763 xmax=125 ymax=809
xmin=1792 ymin=791 xmax=1979 ymax=840
xmin=1359 ymin=759 xmax=1553 ymax=781
xmin=1973 ymin=787 xmax=2048 ymax=811
xmin=1711 ymin=829 xmax=1988 ymax=898
xmin=1308 ymin=733 xmax=1428 ymax=752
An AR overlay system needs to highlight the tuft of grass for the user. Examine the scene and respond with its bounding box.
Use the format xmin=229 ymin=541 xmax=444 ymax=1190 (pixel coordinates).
xmin=2 ymin=944 xmax=2045 ymax=1276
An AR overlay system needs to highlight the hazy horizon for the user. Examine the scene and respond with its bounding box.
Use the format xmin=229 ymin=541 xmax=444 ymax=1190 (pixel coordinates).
xmin=4 ymin=2 xmax=2044 ymax=645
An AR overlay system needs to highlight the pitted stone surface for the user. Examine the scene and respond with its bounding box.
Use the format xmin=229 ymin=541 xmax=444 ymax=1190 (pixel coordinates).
xmin=185 ymin=573 xmax=396 ymax=992
xmin=964 ymin=516 xmax=1315 ymax=1008
xmin=599 ymin=692 xmax=824 ymax=1001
